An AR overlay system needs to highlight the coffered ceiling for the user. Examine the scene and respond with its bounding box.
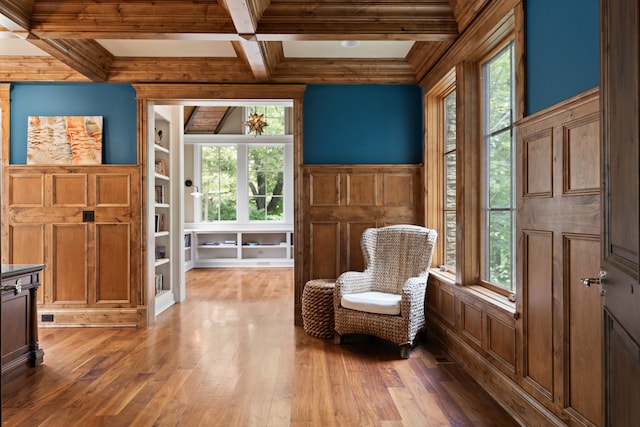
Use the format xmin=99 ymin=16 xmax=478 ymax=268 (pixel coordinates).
xmin=0 ymin=0 xmax=489 ymax=85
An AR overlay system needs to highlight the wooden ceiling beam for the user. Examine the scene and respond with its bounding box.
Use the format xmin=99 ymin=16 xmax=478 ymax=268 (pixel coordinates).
xmin=257 ymin=0 xmax=458 ymax=41
xmin=214 ymin=107 xmax=234 ymax=134
xmin=0 ymin=56 xmax=90 ymax=81
xmin=29 ymin=1 xmax=236 ymax=38
xmin=269 ymin=58 xmax=417 ymax=84
xmin=232 ymin=39 xmax=269 ymax=82
xmin=26 ymin=36 xmax=113 ymax=81
xmin=221 ymin=0 xmax=257 ymax=35
xmin=107 ymin=57 xmax=256 ymax=83
xmin=184 ymin=106 xmax=201 ymax=132
xmin=0 ymin=0 xmax=34 ymax=36
xmin=222 ymin=0 xmax=272 ymax=81
xmin=407 ymin=40 xmax=455 ymax=82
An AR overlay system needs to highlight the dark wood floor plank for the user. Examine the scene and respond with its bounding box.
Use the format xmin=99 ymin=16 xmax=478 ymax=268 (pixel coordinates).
xmin=2 ymin=268 xmax=517 ymax=426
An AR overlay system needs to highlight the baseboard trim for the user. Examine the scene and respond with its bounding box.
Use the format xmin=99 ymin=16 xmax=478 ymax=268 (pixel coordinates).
xmin=38 ymin=307 xmax=141 ymax=328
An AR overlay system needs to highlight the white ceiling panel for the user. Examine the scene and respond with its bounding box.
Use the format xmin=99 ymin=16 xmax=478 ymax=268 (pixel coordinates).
xmin=282 ymin=41 xmax=414 ymax=58
xmin=0 ymin=38 xmax=49 ymax=56
xmin=96 ymin=40 xmax=237 ymax=57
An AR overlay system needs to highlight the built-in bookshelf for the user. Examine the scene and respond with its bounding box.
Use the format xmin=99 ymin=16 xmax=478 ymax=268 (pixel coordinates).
xmin=149 ymin=105 xmax=185 ymax=316
xmin=184 ymin=232 xmax=193 ymax=271
xmin=185 ymin=228 xmax=293 ymax=267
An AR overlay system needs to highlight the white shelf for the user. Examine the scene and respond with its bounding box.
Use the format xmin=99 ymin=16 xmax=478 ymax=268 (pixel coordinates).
xmin=155 ymin=231 xmax=169 ymax=237
xmin=154 ymin=144 xmax=169 ymax=154
xmin=155 ymin=258 xmax=170 ymax=267
xmin=155 ymin=173 xmax=169 ymax=182
xmin=189 ymin=229 xmax=293 ymax=268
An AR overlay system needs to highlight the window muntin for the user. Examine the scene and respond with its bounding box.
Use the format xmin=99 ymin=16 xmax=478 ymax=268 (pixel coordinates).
xmin=201 ymin=146 xmax=237 ymax=221
xmin=443 ymin=91 xmax=457 ymax=270
xmin=481 ymin=42 xmax=515 ymax=290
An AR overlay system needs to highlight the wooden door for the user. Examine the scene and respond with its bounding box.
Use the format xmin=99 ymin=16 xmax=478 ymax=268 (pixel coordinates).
xmin=517 ymin=90 xmax=602 ymax=425
xmin=601 ymin=0 xmax=640 ymax=425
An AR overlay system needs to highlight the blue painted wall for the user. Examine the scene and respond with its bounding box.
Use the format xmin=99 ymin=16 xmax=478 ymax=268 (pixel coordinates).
xmin=303 ymin=85 xmax=423 ymax=164
xmin=10 ymin=83 xmax=137 ymax=164
xmin=526 ymin=0 xmax=599 ymax=115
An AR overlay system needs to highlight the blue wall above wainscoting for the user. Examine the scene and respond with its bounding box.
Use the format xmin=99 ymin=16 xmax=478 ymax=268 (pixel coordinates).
xmin=526 ymin=0 xmax=599 ymax=115
xmin=9 ymin=83 xmax=137 ymax=164
xmin=303 ymin=85 xmax=423 ymax=164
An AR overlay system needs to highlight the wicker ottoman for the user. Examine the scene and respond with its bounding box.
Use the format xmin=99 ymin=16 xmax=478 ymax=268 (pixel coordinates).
xmin=302 ymin=279 xmax=336 ymax=339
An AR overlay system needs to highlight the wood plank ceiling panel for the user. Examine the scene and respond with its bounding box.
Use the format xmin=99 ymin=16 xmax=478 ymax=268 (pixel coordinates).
xmin=0 ymin=0 xmax=462 ymax=84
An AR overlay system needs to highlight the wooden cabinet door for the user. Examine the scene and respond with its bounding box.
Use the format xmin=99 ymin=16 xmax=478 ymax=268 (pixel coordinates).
xmin=601 ymin=0 xmax=640 ymax=425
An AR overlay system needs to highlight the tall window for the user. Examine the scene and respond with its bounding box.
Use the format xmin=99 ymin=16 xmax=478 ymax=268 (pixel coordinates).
xmin=247 ymin=145 xmax=284 ymax=221
xmin=443 ymin=91 xmax=457 ymax=269
xmin=481 ymin=42 xmax=515 ymax=290
xmin=201 ymin=146 xmax=237 ymax=221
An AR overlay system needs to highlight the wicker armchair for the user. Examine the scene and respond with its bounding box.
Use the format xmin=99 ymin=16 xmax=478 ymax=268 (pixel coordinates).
xmin=333 ymin=224 xmax=437 ymax=358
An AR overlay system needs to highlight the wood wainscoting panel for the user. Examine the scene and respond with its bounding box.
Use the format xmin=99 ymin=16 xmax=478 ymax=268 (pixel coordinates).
xmin=564 ymin=233 xmax=602 ymax=425
xmin=383 ymin=173 xmax=416 ymax=206
xmin=440 ymin=286 xmax=456 ymax=327
xmin=8 ymin=224 xmax=46 ymax=305
xmin=2 ymin=165 xmax=142 ymax=327
xmin=461 ymin=300 xmax=483 ymax=348
xmin=346 ymin=221 xmax=376 ymax=272
xmin=8 ymin=224 xmax=45 ymax=267
xmin=522 ymin=129 xmax=553 ymax=197
xmin=604 ymin=309 xmax=640 ymax=426
xmin=516 ymin=88 xmax=601 ymax=423
xmin=95 ymin=173 xmax=131 ymax=206
xmin=522 ymin=229 xmax=554 ymax=400
xmin=8 ymin=174 xmax=43 ymax=206
xmin=563 ymin=114 xmax=600 ymax=195
xmin=299 ymin=164 xmax=423 ymax=322
xmin=487 ymin=315 xmax=516 ymax=373
xmin=310 ymin=222 xmax=340 ymax=279
xmin=426 ymin=274 xmax=529 ymax=419
xmin=346 ymin=173 xmax=377 ymax=206
xmin=310 ymin=173 xmax=340 ymax=206
xmin=51 ymin=174 xmax=88 ymax=206
xmin=96 ymin=223 xmax=131 ymax=302
xmin=52 ymin=223 xmax=89 ymax=304
xmin=426 ymin=277 xmax=439 ymax=313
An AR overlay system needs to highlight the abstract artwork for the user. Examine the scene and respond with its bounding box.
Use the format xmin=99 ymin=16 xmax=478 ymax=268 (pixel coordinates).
xmin=27 ymin=116 xmax=103 ymax=165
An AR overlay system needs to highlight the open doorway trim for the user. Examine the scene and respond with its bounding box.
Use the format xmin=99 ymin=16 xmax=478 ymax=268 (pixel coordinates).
xmin=133 ymin=84 xmax=306 ymax=325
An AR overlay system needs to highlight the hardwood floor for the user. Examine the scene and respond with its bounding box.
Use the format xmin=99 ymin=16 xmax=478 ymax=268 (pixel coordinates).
xmin=2 ymin=268 xmax=518 ymax=426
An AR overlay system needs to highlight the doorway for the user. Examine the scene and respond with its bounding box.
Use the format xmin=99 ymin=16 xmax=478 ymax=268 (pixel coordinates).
xmin=136 ymin=84 xmax=306 ymax=324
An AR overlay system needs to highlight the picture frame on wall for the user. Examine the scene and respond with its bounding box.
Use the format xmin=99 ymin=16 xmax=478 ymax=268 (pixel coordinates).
xmin=27 ymin=116 xmax=103 ymax=165
xmin=154 ymin=159 xmax=166 ymax=175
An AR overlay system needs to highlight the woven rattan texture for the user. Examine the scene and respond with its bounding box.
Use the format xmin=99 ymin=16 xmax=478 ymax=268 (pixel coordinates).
xmin=302 ymin=279 xmax=336 ymax=339
xmin=334 ymin=225 xmax=437 ymax=347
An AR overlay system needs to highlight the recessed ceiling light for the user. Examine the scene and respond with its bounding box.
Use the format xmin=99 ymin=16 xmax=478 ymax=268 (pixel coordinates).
xmin=340 ymin=40 xmax=360 ymax=48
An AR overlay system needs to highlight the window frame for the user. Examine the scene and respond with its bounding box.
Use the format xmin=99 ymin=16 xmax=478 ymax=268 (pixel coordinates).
xmin=187 ymin=134 xmax=294 ymax=227
xmin=424 ymin=12 xmax=522 ymax=299
xmin=425 ymin=69 xmax=457 ymax=274
xmin=479 ymin=40 xmax=517 ymax=294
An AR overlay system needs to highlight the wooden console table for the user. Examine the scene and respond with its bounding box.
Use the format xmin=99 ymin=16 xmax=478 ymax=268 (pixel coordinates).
xmin=1 ymin=264 xmax=45 ymax=382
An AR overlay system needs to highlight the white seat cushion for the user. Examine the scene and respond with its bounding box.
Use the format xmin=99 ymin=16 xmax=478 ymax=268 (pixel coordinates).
xmin=341 ymin=291 xmax=401 ymax=315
